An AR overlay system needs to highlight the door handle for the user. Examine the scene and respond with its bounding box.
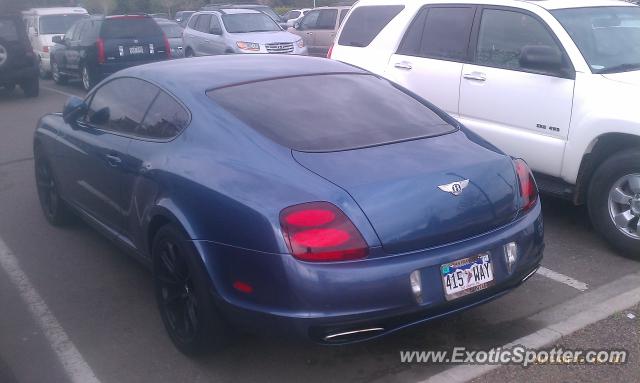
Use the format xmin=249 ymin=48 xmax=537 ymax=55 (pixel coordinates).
xmin=463 ymin=72 xmax=487 ymax=81
xmin=105 ymin=154 xmax=122 ymax=167
xmin=394 ymin=61 xmax=412 ymax=70
xmin=306 ymin=32 xmax=313 ymax=35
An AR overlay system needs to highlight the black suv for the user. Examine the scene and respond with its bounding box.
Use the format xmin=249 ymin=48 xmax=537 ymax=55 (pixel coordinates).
xmin=0 ymin=14 xmax=39 ymax=97
xmin=51 ymin=15 xmax=170 ymax=91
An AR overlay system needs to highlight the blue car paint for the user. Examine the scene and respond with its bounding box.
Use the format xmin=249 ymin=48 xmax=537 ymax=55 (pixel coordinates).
xmin=34 ymin=55 xmax=544 ymax=344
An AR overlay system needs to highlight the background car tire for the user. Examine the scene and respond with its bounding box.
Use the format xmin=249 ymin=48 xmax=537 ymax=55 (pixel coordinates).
xmin=34 ymin=151 xmax=75 ymax=226
xmin=185 ymin=48 xmax=194 ymax=58
xmin=21 ymin=77 xmax=39 ymax=98
xmin=152 ymin=224 xmax=229 ymax=356
xmin=81 ymin=65 xmax=95 ymax=91
xmin=51 ymin=61 xmax=68 ymax=85
xmin=0 ymin=41 xmax=9 ymax=69
xmin=588 ymin=148 xmax=640 ymax=258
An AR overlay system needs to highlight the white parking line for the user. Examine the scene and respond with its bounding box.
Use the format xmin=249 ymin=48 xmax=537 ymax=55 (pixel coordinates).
xmin=0 ymin=237 xmax=100 ymax=383
xmin=41 ymin=86 xmax=81 ymax=98
xmin=536 ymin=266 xmax=589 ymax=291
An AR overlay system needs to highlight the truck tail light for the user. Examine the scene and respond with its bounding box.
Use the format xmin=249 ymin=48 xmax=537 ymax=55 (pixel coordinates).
xmin=327 ymin=43 xmax=334 ymax=59
xmin=280 ymin=202 xmax=368 ymax=262
xmin=163 ymin=33 xmax=171 ymax=58
xmin=97 ymin=38 xmax=106 ymax=64
xmin=513 ymin=159 xmax=538 ymax=212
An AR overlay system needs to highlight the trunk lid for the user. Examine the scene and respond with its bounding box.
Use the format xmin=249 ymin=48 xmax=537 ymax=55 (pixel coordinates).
xmin=100 ymin=17 xmax=167 ymax=63
xmin=293 ymin=132 xmax=520 ymax=254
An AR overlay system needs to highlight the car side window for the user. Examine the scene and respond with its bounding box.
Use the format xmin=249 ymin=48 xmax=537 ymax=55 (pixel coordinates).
xmin=317 ymin=9 xmax=338 ymax=30
xmin=300 ymin=10 xmax=319 ymax=29
xmin=397 ymin=6 xmax=475 ymax=61
xmin=86 ymin=78 xmax=159 ymax=135
xmin=64 ymin=24 xmax=76 ymax=42
xmin=339 ymin=5 xmax=405 ymax=48
xmin=210 ymin=15 xmax=222 ymax=34
xmin=72 ymin=21 xmax=85 ymax=41
xmin=476 ymin=9 xmax=560 ymax=71
xmin=195 ymin=14 xmax=212 ymax=33
xmin=188 ymin=14 xmax=199 ymax=29
xmin=0 ymin=19 xmax=19 ymax=41
xmin=136 ymin=91 xmax=189 ymax=139
xmin=339 ymin=9 xmax=349 ymax=26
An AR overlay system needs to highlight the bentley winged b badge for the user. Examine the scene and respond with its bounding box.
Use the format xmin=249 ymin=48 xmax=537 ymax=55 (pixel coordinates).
xmin=438 ymin=180 xmax=470 ymax=196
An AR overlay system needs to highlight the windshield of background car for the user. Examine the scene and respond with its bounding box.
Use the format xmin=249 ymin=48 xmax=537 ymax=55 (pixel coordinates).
xmin=38 ymin=14 xmax=87 ymax=34
xmin=101 ymin=17 xmax=162 ymax=38
xmin=222 ymin=13 xmax=281 ymax=33
xmin=553 ymin=6 xmax=640 ymax=73
xmin=0 ymin=18 xmax=19 ymax=41
xmin=160 ymin=23 xmax=183 ymax=38
xmin=207 ymin=74 xmax=455 ymax=152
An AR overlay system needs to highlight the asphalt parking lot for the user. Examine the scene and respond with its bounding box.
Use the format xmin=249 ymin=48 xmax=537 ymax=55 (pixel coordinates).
xmin=1 ymin=81 xmax=639 ymax=383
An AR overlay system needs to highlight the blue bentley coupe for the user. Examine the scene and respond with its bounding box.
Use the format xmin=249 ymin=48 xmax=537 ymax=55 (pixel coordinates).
xmin=34 ymin=55 xmax=543 ymax=355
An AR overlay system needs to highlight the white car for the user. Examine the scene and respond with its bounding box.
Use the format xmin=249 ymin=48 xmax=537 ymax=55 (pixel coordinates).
xmin=22 ymin=7 xmax=89 ymax=78
xmin=282 ymin=8 xmax=311 ymax=27
xmin=331 ymin=0 xmax=640 ymax=256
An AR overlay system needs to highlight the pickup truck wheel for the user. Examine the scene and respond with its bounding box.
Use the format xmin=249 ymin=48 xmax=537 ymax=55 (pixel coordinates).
xmin=588 ymin=149 xmax=640 ymax=258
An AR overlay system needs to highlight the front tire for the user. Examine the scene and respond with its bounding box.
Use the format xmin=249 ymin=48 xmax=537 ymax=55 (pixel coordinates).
xmin=21 ymin=77 xmax=39 ymax=98
xmin=34 ymin=152 xmax=74 ymax=226
xmin=81 ymin=65 xmax=95 ymax=91
xmin=588 ymin=149 xmax=640 ymax=257
xmin=185 ymin=48 xmax=195 ymax=58
xmin=152 ymin=224 xmax=228 ymax=356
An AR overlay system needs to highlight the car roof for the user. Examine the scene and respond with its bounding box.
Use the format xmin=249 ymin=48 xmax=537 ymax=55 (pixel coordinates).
xmin=23 ymin=7 xmax=88 ymax=16
xmin=353 ymin=0 xmax=633 ymax=11
xmin=198 ymin=8 xmax=261 ymax=15
xmin=118 ymin=55 xmax=367 ymax=96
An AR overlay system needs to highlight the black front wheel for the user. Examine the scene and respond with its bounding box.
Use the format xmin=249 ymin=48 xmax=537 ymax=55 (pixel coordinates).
xmin=34 ymin=153 xmax=74 ymax=226
xmin=81 ymin=65 xmax=95 ymax=91
xmin=21 ymin=77 xmax=39 ymax=98
xmin=588 ymin=149 xmax=640 ymax=258
xmin=153 ymin=224 xmax=229 ymax=355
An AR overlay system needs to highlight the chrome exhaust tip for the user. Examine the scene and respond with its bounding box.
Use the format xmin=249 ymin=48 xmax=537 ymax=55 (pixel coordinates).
xmin=323 ymin=327 xmax=385 ymax=342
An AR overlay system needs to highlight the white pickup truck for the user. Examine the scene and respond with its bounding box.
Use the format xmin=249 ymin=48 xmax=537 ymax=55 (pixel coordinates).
xmin=331 ymin=0 xmax=640 ymax=256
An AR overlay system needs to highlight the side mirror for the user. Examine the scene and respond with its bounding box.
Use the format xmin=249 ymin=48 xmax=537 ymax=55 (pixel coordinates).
xmin=519 ymin=45 xmax=564 ymax=75
xmin=52 ymin=35 xmax=64 ymax=45
xmin=62 ymin=96 xmax=87 ymax=125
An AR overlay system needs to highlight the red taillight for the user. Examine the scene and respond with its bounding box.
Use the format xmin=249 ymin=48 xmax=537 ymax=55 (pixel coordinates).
xmin=514 ymin=159 xmax=538 ymax=212
xmin=280 ymin=202 xmax=368 ymax=262
xmin=42 ymin=46 xmax=49 ymax=53
xmin=163 ymin=32 xmax=171 ymax=59
xmin=327 ymin=43 xmax=334 ymax=59
xmin=233 ymin=281 xmax=253 ymax=294
xmin=97 ymin=38 xmax=106 ymax=64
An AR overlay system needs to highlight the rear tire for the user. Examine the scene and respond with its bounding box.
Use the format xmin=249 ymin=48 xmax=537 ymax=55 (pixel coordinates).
xmin=34 ymin=150 xmax=75 ymax=226
xmin=152 ymin=224 xmax=229 ymax=356
xmin=21 ymin=77 xmax=39 ymax=98
xmin=588 ymin=149 xmax=640 ymax=258
xmin=185 ymin=48 xmax=195 ymax=58
xmin=81 ymin=65 xmax=96 ymax=91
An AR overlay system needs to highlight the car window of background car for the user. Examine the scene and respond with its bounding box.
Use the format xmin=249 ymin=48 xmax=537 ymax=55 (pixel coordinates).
xmin=416 ymin=7 xmax=475 ymax=61
xmin=222 ymin=14 xmax=280 ymax=33
xmin=0 ymin=19 xmax=19 ymax=41
xmin=63 ymin=23 xmax=76 ymax=42
xmin=316 ymin=9 xmax=338 ymax=29
xmin=38 ymin=14 xmax=87 ymax=34
xmin=86 ymin=78 xmax=159 ymax=134
xmin=160 ymin=23 xmax=184 ymax=38
xmin=209 ymin=16 xmax=222 ymax=33
xmin=80 ymin=20 xmax=101 ymax=44
xmin=71 ymin=21 xmax=84 ymax=41
xmin=339 ymin=9 xmax=349 ymax=26
xmin=476 ymin=9 xmax=559 ymax=71
xmin=300 ymin=10 xmax=319 ymax=29
xmin=208 ymin=74 xmax=454 ymax=152
xmin=187 ymin=14 xmax=199 ymax=29
xmin=101 ymin=17 xmax=162 ymax=38
xmin=339 ymin=5 xmax=404 ymax=47
xmin=195 ymin=14 xmax=212 ymax=33
xmin=552 ymin=6 xmax=640 ymax=73
xmin=136 ymin=91 xmax=190 ymax=139
xmin=287 ymin=11 xmax=301 ymax=20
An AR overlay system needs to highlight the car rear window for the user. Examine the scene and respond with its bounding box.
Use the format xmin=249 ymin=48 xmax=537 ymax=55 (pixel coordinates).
xmin=0 ymin=19 xmax=19 ymax=41
xmin=207 ymin=74 xmax=454 ymax=152
xmin=101 ymin=17 xmax=162 ymax=39
xmin=338 ymin=6 xmax=404 ymax=47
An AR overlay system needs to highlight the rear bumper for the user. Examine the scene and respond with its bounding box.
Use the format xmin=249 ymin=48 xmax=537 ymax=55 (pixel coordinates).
xmin=0 ymin=62 xmax=38 ymax=84
xmin=195 ymin=202 xmax=544 ymax=344
xmin=95 ymin=59 xmax=167 ymax=80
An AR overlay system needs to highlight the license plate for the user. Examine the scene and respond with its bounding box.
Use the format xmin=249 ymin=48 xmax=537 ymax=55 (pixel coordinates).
xmin=441 ymin=253 xmax=495 ymax=301
xmin=129 ymin=46 xmax=144 ymax=55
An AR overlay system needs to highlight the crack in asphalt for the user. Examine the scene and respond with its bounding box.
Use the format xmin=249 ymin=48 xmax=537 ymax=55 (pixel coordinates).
xmin=0 ymin=157 xmax=34 ymax=168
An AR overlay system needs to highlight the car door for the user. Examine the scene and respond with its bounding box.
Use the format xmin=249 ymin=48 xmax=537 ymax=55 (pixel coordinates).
xmin=194 ymin=14 xmax=212 ymax=55
xmin=312 ymin=9 xmax=339 ymax=56
xmin=296 ymin=10 xmax=319 ymax=53
xmin=60 ymin=78 xmax=158 ymax=235
xmin=458 ymin=7 xmax=575 ymax=177
xmin=384 ymin=6 xmax=476 ymax=117
xmin=205 ymin=14 xmax=225 ymax=54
